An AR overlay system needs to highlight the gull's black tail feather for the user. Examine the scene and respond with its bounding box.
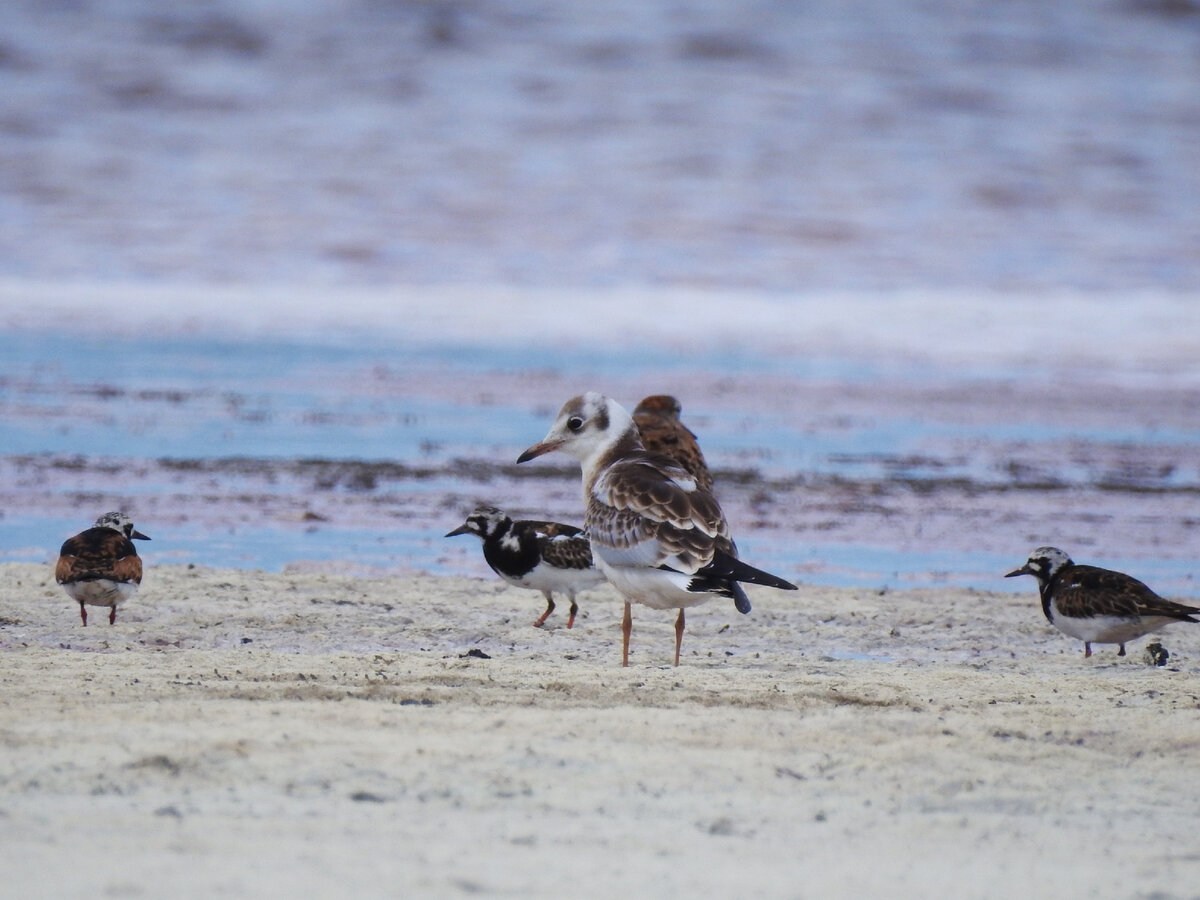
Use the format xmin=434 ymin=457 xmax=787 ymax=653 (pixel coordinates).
xmin=715 ymin=549 xmax=797 ymax=591
xmin=730 ymin=582 xmax=752 ymax=615
xmin=684 ymin=549 xmax=797 ymax=607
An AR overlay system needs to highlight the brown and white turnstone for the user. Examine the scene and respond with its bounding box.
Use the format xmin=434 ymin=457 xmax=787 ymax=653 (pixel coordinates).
xmin=1006 ymin=546 xmax=1198 ymax=658
xmin=518 ymin=391 xmax=797 ymax=666
xmin=55 ymin=512 xmax=150 ymax=626
xmin=446 ymin=505 xmax=604 ymax=628
xmin=633 ymin=394 xmax=714 ymax=493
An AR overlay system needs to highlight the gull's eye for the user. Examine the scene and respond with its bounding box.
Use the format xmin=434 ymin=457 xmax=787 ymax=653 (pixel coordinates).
xmin=567 ymin=416 xmax=584 ymax=432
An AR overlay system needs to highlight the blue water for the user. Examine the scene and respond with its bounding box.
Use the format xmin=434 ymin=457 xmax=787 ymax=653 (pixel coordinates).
xmin=5 ymin=329 xmax=1198 ymax=476
xmin=4 ymin=328 xmax=1199 ymax=594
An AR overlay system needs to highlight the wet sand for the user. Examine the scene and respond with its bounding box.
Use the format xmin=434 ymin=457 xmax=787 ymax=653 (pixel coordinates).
xmin=2 ymin=562 xmax=1198 ymax=898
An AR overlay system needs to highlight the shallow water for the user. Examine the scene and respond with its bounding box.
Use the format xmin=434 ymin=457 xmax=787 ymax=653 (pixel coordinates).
xmin=4 ymin=322 xmax=1198 ymax=597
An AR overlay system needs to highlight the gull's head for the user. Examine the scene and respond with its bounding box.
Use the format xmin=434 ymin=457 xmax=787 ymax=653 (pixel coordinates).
xmin=93 ymin=512 xmax=151 ymax=541
xmin=1005 ymin=546 xmax=1071 ymax=585
xmin=517 ymin=392 xmax=635 ymax=467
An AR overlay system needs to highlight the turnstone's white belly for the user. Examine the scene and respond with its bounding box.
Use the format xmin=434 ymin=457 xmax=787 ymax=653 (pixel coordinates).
xmin=1051 ymin=609 xmax=1152 ymax=652
xmin=61 ymin=579 xmax=137 ymax=608
xmin=509 ymin=561 xmax=603 ymax=595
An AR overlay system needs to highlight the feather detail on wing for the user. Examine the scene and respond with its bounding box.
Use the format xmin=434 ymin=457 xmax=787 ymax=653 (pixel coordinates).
xmin=1137 ymin=598 xmax=1200 ymax=621
xmin=1060 ymin=565 xmax=1200 ymax=621
xmin=56 ymin=529 xmax=143 ymax=585
xmin=525 ymin=521 xmax=583 ymax=539
xmin=681 ymin=548 xmax=798 ymax=612
xmin=536 ymin=531 xmax=594 ymax=570
xmin=1052 ymin=566 xmax=1165 ymax=620
xmin=588 ymin=454 xmax=733 ymax=573
xmin=633 ymin=399 xmax=714 ymax=493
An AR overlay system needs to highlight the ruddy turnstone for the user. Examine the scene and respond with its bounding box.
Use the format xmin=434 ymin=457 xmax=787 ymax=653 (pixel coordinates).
xmin=518 ymin=391 xmax=797 ymax=666
xmin=1006 ymin=546 xmax=1199 ymax=658
xmin=633 ymin=394 xmax=714 ymax=492
xmin=55 ymin=512 xmax=150 ymax=626
xmin=446 ymin=505 xmax=604 ymax=628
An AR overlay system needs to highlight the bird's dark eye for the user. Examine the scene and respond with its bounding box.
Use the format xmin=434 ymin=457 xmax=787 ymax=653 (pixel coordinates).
xmin=567 ymin=416 xmax=584 ymax=432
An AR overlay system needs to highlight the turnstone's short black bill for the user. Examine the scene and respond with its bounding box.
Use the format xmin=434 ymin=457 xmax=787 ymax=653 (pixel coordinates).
xmin=446 ymin=505 xmax=604 ymax=628
xmin=518 ymin=391 xmax=797 ymax=667
xmin=55 ymin=512 xmax=150 ymax=626
xmin=633 ymin=394 xmax=714 ymax=493
xmin=1006 ymin=546 xmax=1198 ymax=658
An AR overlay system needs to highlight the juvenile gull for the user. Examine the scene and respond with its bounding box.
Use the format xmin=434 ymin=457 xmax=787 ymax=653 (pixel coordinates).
xmin=519 ymin=392 xmax=796 ymax=666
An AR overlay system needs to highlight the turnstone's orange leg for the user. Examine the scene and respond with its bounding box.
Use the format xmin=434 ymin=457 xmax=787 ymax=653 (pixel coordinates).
xmin=1084 ymin=643 xmax=1092 ymax=658
xmin=674 ymin=609 xmax=685 ymax=667
xmin=621 ymin=601 xmax=632 ymax=667
xmin=1118 ymin=644 xmax=1126 ymax=657
xmin=109 ymin=606 xmax=117 ymax=625
xmin=79 ymin=603 xmax=88 ymax=627
xmin=566 ymin=594 xmax=578 ymax=629
xmin=532 ymin=592 xmax=555 ymax=628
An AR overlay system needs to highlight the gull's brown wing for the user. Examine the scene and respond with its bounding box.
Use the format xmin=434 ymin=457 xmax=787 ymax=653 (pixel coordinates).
xmin=588 ymin=455 xmax=732 ymax=573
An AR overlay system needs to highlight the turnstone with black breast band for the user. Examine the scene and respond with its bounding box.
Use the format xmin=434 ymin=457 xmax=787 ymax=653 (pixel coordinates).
xmin=55 ymin=512 xmax=150 ymax=626
xmin=518 ymin=391 xmax=797 ymax=666
xmin=1006 ymin=546 xmax=1198 ymax=658
xmin=446 ymin=505 xmax=604 ymax=628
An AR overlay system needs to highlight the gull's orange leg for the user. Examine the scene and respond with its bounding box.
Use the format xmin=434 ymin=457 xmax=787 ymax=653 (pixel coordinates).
xmin=622 ymin=601 xmax=632 ymax=667
xmin=674 ymin=608 xmax=685 ymax=667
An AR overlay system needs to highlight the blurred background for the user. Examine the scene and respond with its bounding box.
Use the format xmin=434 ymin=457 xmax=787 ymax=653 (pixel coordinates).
xmin=2 ymin=0 xmax=1198 ymax=288
xmin=1 ymin=0 xmax=1199 ymax=592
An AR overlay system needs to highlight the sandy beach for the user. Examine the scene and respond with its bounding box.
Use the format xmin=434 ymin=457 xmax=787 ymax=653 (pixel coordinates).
xmin=2 ymin=561 xmax=1198 ymax=898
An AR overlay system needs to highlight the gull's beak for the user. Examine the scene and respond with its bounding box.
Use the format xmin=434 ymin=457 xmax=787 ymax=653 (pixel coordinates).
xmin=132 ymin=530 xmax=151 ymax=541
xmin=1004 ymin=564 xmax=1030 ymax=578
xmin=444 ymin=523 xmax=471 ymax=538
xmin=517 ymin=439 xmax=562 ymax=464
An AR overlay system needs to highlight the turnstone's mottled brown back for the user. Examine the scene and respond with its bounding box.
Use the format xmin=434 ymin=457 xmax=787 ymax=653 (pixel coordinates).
xmin=633 ymin=395 xmax=713 ymax=493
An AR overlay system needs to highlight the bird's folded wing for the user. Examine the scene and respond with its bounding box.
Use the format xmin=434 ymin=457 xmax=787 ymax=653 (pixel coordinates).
xmin=537 ymin=533 xmax=594 ymax=570
xmin=528 ymin=520 xmax=583 ymax=539
xmin=1054 ymin=567 xmax=1145 ymax=619
xmin=590 ymin=458 xmax=732 ymax=572
xmin=56 ymin=552 xmax=142 ymax=585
